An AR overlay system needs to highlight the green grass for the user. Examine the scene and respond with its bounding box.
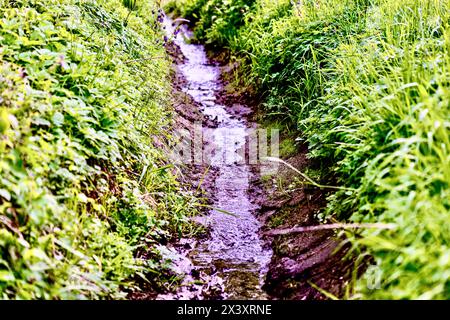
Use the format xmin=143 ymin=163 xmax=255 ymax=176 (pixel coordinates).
xmin=164 ymin=0 xmax=257 ymax=47
xmin=0 ymin=0 xmax=202 ymax=299
xmin=166 ymin=0 xmax=450 ymax=299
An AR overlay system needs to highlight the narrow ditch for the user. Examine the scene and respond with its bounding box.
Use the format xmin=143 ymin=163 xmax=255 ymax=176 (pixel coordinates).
xmin=156 ymin=15 xmax=354 ymax=301
xmin=158 ymin=16 xmax=272 ymax=300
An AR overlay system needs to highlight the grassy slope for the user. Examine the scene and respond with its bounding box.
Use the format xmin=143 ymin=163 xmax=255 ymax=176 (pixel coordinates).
xmin=0 ymin=0 xmax=200 ymax=299
xmin=166 ymin=0 xmax=450 ymax=299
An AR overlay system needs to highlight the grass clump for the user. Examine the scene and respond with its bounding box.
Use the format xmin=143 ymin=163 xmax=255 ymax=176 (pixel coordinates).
xmin=166 ymin=0 xmax=450 ymax=299
xmin=0 ymin=0 xmax=201 ymax=299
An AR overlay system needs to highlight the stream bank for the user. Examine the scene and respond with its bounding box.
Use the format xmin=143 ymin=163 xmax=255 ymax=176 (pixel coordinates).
xmin=134 ymin=15 xmax=355 ymax=300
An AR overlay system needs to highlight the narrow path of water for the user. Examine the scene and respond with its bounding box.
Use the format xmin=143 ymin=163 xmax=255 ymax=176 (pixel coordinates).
xmin=163 ymin=17 xmax=272 ymax=299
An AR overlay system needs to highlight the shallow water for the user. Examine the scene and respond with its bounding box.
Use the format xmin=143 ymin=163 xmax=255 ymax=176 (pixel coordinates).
xmin=163 ymin=17 xmax=272 ymax=299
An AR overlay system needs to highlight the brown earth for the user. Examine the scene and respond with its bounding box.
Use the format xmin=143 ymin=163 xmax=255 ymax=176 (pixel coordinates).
xmin=253 ymin=152 xmax=355 ymax=300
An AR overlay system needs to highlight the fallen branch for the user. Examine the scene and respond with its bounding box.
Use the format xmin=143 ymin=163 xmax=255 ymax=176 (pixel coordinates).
xmin=263 ymin=223 xmax=396 ymax=236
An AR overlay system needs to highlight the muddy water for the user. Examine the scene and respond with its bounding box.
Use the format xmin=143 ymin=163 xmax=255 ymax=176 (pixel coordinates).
xmin=163 ymin=18 xmax=272 ymax=299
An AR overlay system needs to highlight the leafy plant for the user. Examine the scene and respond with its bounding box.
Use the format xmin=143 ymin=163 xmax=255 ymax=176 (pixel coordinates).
xmin=0 ymin=0 xmax=201 ymax=299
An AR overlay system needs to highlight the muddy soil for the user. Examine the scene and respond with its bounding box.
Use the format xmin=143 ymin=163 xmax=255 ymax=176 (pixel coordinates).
xmin=252 ymin=150 xmax=356 ymax=299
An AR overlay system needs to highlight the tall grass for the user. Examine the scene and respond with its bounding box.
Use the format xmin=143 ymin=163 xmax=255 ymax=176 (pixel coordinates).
xmin=166 ymin=0 xmax=450 ymax=299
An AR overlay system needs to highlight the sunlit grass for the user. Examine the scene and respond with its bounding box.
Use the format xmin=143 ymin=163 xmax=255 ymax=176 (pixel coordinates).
xmin=166 ymin=0 xmax=450 ymax=299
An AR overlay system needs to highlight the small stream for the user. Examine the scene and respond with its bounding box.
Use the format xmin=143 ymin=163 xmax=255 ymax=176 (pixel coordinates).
xmin=162 ymin=17 xmax=272 ymax=300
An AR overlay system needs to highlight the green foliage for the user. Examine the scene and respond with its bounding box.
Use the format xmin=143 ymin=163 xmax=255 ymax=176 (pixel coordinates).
xmin=166 ymin=0 xmax=256 ymax=47
xmin=0 ymin=0 xmax=200 ymax=299
xmin=168 ymin=0 xmax=450 ymax=299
